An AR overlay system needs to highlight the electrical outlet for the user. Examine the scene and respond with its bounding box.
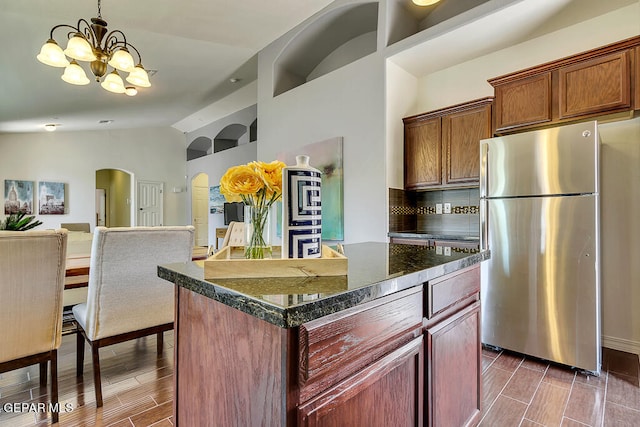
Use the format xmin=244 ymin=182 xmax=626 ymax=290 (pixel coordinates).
xmin=436 ymin=203 xmax=443 ymax=214
xmin=436 ymin=246 xmax=443 ymax=255
xmin=444 ymin=246 xmax=451 ymax=256
xmin=443 ymin=203 xmax=451 ymax=214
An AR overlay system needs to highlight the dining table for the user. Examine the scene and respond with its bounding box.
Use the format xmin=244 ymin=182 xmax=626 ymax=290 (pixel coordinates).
xmin=64 ymin=244 xmax=209 ymax=290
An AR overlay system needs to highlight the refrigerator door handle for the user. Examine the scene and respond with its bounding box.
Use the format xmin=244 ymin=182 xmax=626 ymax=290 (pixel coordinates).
xmin=480 ymin=199 xmax=488 ymax=251
xmin=480 ymin=142 xmax=488 ymax=198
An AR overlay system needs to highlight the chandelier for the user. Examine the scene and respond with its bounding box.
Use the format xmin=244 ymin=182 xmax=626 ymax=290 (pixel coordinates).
xmin=36 ymin=0 xmax=151 ymax=96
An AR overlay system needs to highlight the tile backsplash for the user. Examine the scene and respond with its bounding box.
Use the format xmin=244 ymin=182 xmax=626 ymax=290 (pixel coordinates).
xmin=389 ymin=187 xmax=480 ymax=236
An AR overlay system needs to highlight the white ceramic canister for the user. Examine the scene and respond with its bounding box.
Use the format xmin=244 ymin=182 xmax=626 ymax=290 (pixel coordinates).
xmin=281 ymin=155 xmax=322 ymax=258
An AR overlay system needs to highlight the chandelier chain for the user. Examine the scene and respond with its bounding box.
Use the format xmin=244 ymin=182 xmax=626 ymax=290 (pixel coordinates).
xmin=97 ymin=0 xmax=102 ymax=19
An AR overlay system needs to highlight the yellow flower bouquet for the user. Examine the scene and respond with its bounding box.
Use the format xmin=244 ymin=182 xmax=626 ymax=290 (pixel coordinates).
xmin=220 ymin=160 xmax=287 ymax=259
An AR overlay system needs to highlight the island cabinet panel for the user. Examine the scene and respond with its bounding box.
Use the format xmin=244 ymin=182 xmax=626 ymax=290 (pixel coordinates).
xmin=428 ymin=264 xmax=480 ymax=318
xmin=297 ymin=336 xmax=424 ymax=427
xmin=633 ymin=45 xmax=640 ymax=110
xmin=493 ymin=73 xmax=551 ymax=132
xmin=174 ymin=287 xmax=288 ymax=427
xmin=424 ymin=264 xmax=481 ymax=427
xmin=425 ymin=301 xmax=481 ymax=427
xmin=298 ymin=287 xmax=423 ymax=402
xmin=490 ymin=36 xmax=640 ymax=135
xmin=404 ymin=116 xmax=442 ymax=189
xmin=403 ymin=97 xmax=493 ymax=190
xmin=558 ymin=50 xmax=631 ymax=119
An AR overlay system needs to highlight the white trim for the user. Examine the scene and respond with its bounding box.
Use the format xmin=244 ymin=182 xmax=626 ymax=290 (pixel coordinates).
xmin=602 ymin=335 xmax=640 ymax=356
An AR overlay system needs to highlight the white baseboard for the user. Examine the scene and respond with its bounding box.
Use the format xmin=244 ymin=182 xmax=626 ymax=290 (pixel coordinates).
xmin=602 ymin=335 xmax=640 ymax=356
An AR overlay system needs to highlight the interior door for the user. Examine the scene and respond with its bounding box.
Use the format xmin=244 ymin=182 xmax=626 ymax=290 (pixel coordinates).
xmin=191 ymin=174 xmax=209 ymax=247
xmin=95 ymin=189 xmax=106 ymax=226
xmin=137 ymin=181 xmax=163 ymax=226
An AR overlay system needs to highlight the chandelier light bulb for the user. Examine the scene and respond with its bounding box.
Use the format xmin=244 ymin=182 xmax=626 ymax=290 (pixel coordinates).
xmin=108 ymin=48 xmax=135 ymax=72
xmin=36 ymin=40 xmax=70 ymax=67
xmin=63 ymin=33 xmax=97 ymax=62
xmin=126 ymin=65 xmax=151 ymax=88
xmin=101 ymin=70 xmax=126 ymax=94
xmin=412 ymin=0 xmax=441 ymax=5
xmin=61 ymin=60 xmax=90 ymax=85
xmin=124 ymin=86 xmax=138 ymax=96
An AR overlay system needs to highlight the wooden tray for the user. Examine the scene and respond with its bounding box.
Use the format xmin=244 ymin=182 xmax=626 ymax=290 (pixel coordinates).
xmin=204 ymin=245 xmax=347 ymax=279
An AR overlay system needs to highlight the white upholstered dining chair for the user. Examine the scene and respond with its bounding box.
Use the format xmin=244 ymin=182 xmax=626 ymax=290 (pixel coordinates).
xmin=72 ymin=226 xmax=194 ymax=407
xmin=0 ymin=229 xmax=68 ymax=424
xmin=220 ymin=221 xmax=245 ymax=248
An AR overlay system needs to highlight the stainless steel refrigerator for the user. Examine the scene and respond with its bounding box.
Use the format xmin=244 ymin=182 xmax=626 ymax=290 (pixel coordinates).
xmin=479 ymin=120 xmax=601 ymax=374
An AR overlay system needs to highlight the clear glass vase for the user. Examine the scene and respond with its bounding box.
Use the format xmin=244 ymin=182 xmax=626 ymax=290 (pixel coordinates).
xmin=244 ymin=204 xmax=272 ymax=259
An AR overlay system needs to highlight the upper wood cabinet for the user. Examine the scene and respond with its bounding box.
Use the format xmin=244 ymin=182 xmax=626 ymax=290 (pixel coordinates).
xmin=403 ymin=97 xmax=493 ymax=190
xmin=490 ymin=36 xmax=640 ymax=134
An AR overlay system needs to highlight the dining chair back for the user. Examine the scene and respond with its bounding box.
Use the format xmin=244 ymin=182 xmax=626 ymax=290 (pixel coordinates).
xmin=73 ymin=225 xmax=194 ymax=407
xmin=220 ymin=221 xmax=245 ymax=248
xmin=60 ymin=222 xmax=90 ymax=233
xmin=0 ymin=229 xmax=68 ymax=423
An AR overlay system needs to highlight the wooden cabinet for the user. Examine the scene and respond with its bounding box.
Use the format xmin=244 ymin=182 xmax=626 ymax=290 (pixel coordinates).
xmin=491 ymin=36 xmax=640 ymax=134
xmin=404 ymin=116 xmax=441 ymax=188
xmin=403 ymin=98 xmax=493 ymax=190
xmin=172 ymin=262 xmax=482 ymax=426
xmin=424 ymin=265 xmax=481 ymax=427
xmin=298 ymin=336 xmax=424 ymax=427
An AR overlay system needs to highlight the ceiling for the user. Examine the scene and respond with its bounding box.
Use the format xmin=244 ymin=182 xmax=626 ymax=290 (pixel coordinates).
xmin=0 ymin=0 xmax=334 ymax=134
xmin=1 ymin=0 xmax=637 ymax=135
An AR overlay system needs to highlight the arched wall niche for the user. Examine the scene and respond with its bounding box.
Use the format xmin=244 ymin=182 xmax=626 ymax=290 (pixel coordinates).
xmin=273 ymin=2 xmax=379 ymax=97
xmin=187 ymin=136 xmax=212 ymax=161
xmin=214 ymin=123 xmax=248 ymax=153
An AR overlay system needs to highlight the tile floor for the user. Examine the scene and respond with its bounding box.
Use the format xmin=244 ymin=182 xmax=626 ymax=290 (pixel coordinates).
xmin=479 ymin=346 xmax=640 ymax=426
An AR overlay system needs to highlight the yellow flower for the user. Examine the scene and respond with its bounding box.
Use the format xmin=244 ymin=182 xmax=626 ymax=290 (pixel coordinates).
xmin=253 ymin=160 xmax=286 ymax=200
xmin=219 ymin=164 xmax=264 ymax=202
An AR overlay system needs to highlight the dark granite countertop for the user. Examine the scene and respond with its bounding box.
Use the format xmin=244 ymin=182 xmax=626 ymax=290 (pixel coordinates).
xmin=388 ymin=232 xmax=480 ymax=241
xmin=158 ymin=242 xmax=489 ymax=328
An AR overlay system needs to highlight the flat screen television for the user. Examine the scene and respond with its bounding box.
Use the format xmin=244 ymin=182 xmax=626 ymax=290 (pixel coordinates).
xmin=223 ymin=202 xmax=245 ymax=225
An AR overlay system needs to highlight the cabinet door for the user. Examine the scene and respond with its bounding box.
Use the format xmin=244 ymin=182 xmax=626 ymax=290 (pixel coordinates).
xmin=442 ymin=103 xmax=492 ymax=186
xmin=635 ymin=46 xmax=640 ymax=109
xmin=494 ymin=73 xmax=551 ymax=132
xmin=425 ymin=301 xmax=481 ymax=427
xmin=298 ymin=336 xmax=424 ymax=427
xmin=558 ymin=50 xmax=631 ymax=119
xmin=404 ymin=117 xmax=441 ymax=189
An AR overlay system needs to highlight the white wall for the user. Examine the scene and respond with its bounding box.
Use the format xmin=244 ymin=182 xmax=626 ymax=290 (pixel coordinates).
xmin=0 ymin=127 xmax=188 ymax=230
xmin=257 ymin=3 xmax=388 ymax=244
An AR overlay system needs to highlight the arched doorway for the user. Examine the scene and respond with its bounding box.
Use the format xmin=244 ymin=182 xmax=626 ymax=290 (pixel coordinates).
xmin=191 ymin=173 xmax=209 ymax=247
xmin=95 ymin=169 xmax=134 ymax=227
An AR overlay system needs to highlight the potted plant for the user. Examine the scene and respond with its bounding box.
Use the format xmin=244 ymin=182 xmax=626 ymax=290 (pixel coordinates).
xmin=0 ymin=212 xmax=43 ymax=231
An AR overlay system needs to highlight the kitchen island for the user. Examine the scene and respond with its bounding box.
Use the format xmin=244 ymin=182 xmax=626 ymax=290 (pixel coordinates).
xmin=158 ymin=242 xmax=489 ymax=427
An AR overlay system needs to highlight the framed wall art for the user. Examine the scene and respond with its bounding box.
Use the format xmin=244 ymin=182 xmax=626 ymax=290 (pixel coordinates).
xmin=4 ymin=180 xmax=34 ymax=214
xmin=38 ymin=181 xmax=65 ymax=215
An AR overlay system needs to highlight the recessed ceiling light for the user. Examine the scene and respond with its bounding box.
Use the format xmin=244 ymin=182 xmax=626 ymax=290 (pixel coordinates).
xmin=98 ymin=119 xmax=114 ymax=124
xmin=230 ymin=77 xmax=241 ymax=83
xmin=412 ymin=0 xmax=441 ymax=5
xmin=44 ymin=124 xmax=57 ymax=132
xmin=125 ymin=86 xmax=138 ymax=96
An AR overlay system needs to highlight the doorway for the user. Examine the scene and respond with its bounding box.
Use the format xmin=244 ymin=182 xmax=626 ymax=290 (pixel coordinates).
xmin=191 ymin=173 xmax=209 ymax=247
xmin=95 ymin=169 xmax=133 ymax=227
